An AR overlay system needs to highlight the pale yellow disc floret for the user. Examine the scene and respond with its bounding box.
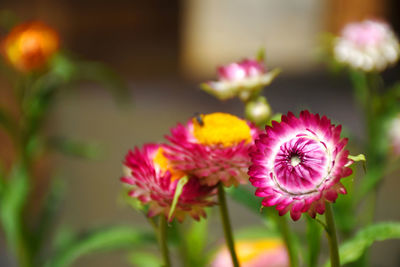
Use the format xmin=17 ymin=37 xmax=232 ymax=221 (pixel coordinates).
xmin=192 ymin=112 xmax=252 ymax=147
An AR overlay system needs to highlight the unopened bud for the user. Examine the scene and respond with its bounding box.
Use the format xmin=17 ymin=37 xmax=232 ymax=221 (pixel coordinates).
xmin=245 ymin=96 xmax=272 ymax=125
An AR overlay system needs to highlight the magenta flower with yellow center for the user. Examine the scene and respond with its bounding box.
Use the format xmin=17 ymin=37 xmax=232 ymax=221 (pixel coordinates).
xmin=164 ymin=112 xmax=261 ymax=187
xmin=2 ymin=21 xmax=59 ymax=72
xmin=249 ymin=110 xmax=353 ymax=220
xmin=211 ymin=238 xmax=289 ymax=267
xmin=121 ymin=144 xmax=215 ymax=222
xmin=202 ymin=59 xmax=280 ymax=101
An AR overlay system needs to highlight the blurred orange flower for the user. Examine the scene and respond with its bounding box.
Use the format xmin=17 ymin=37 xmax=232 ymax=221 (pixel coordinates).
xmin=211 ymin=239 xmax=289 ymax=267
xmin=2 ymin=21 xmax=59 ymax=72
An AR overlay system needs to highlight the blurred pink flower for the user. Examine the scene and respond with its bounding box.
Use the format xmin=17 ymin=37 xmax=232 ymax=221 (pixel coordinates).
xmin=211 ymin=239 xmax=289 ymax=267
xmin=389 ymin=114 xmax=400 ymax=156
xmin=334 ymin=19 xmax=400 ymax=71
xmin=164 ymin=113 xmax=261 ymax=187
xmin=217 ymin=59 xmax=265 ymax=81
xmin=121 ymin=144 xmax=215 ymax=222
xmin=249 ymin=111 xmax=353 ymax=220
xmin=202 ymin=59 xmax=279 ymax=101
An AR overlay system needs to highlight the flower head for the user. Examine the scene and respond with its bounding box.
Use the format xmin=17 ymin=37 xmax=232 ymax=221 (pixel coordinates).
xmin=249 ymin=111 xmax=353 ymax=220
xmin=202 ymin=58 xmax=279 ymax=101
xmin=389 ymin=113 xmax=400 ymax=156
xmin=121 ymin=144 xmax=215 ymax=222
xmin=2 ymin=21 xmax=59 ymax=72
xmin=334 ymin=19 xmax=400 ymax=72
xmin=164 ymin=113 xmax=261 ymax=187
xmin=211 ymin=238 xmax=289 ymax=267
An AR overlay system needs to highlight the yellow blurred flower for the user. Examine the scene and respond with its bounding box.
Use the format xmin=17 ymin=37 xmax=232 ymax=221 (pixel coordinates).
xmin=211 ymin=239 xmax=289 ymax=267
xmin=2 ymin=21 xmax=59 ymax=72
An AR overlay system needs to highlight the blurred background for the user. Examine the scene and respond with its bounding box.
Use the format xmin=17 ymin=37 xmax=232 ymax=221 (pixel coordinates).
xmin=0 ymin=0 xmax=399 ymax=266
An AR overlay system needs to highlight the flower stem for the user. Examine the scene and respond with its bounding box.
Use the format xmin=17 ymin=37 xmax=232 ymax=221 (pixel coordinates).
xmin=158 ymin=216 xmax=171 ymax=267
xmin=276 ymin=215 xmax=299 ymax=267
xmin=217 ymin=183 xmax=240 ymax=267
xmin=324 ymin=202 xmax=340 ymax=267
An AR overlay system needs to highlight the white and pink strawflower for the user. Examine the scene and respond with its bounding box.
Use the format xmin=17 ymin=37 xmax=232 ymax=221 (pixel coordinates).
xmin=201 ymin=59 xmax=279 ymax=101
xmin=249 ymin=110 xmax=353 ymax=221
xmin=211 ymin=238 xmax=289 ymax=267
xmin=164 ymin=112 xmax=261 ymax=187
xmin=121 ymin=144 xmax=215 ymax=222
xmin=334 ymin=19 xmax=400 ymax=72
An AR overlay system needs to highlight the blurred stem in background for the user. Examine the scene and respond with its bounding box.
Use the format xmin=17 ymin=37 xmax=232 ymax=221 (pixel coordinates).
xmin=276 ymin=215 xmax=299 ymax=267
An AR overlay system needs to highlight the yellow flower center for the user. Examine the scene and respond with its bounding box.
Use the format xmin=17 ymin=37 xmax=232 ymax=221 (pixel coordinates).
xmin=192 ymin=112 xmax=252 ymax=147
xmin=153 ymin=147 xmax=185 ymax=181
xmin=236 ymin=239 xmax=283 ymax=263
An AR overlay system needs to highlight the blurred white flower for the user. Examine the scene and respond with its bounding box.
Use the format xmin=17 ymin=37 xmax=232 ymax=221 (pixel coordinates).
xmin=334 ymin=20 xmax=400 ymax=72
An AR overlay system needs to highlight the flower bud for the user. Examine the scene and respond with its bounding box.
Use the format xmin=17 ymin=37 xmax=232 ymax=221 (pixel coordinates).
xmin=2 ymin=21 xmax=59 ymax=72
xmin=245 ymin=96 xmax=272 ymax=125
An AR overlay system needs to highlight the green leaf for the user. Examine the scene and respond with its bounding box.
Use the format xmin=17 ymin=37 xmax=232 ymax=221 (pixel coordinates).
xmin=168 ymin=176 xmax=189 ymax=221
xmin=49 ymin=53 xmax=76 ymax=83
xmin=46 ymin=226 xmax=156 ymax=267
xmin=32 ymin=177 xmax=66 ymax=258
xmin=348 ymin=154 xmax=366 ymax=173
xmin=0 ymin=164 xmax=30 ymax=258
xmin=324 ymin=222 xmax=400 ymax=266
xmin=348 ymin=154 xmax=366 ymax=162
xmin=128 ymin=251 xmax=162 ymax=267
xmin=24 ymin=73 xmax=59 ymax=138
xmin=306 ymin=216 xmax=322 ymax=267
xmin=48 ymin=136 xmax=103 ymax=160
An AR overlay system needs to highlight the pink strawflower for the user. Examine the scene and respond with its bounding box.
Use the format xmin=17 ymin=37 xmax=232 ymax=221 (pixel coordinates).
xmin=334 ymin=19 xmax=400 ymax=71
xmin=211 ymin=238 xmax=289 ymax=267
xmin=121 ymin=144 xmax=215 ymax=222
xmin=164 ymin=113 xmax=261 ymax=187
xmin=202 ymin=58 xmax=279 ymax=101
xmin=249 ymin=111 xmax=353 ymax=221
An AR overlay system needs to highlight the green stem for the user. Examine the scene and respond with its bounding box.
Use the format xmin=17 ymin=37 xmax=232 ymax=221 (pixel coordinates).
xmin=217 ymin=183 xmax=240 ymax=267
xmin=276 ymin=215 xmax=299 ymax=267
xmin=325 ymin=202 xmax=340 ymax=267
xmin=158 ymin=216 xmax=171 ymax=267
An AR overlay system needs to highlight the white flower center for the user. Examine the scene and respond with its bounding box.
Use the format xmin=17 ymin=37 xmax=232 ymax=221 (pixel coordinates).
xmin=290 ymin=155 xmax=301 ymax=167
